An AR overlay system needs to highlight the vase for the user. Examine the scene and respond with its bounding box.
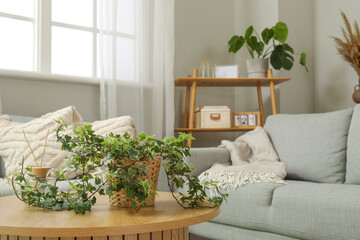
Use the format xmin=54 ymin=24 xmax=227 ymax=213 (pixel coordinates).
xmin=31 ymin=167 xmax=50 ymax=178
xmin=353 ymin=85 xmax=360 ymax=103
xmin=246 ymin=58 xmax=269 ymax=78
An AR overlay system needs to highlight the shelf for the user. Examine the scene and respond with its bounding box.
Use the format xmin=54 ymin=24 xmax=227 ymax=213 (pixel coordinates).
xmin=175 ymin=126 xmax=257 ymax=132
xmin=175 ymin=77 xmax=290 ymax=87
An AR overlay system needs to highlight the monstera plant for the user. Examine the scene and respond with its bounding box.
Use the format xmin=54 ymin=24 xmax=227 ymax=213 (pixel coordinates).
xmin=228 ymin=21 xmax=308 ymax=77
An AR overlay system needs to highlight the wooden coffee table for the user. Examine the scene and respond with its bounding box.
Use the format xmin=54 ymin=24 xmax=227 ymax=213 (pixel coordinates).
xmin=0 ymin=192 xmax=219 ymax=240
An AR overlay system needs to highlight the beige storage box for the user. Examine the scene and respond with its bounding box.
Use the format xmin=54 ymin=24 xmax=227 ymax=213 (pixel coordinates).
xmin=195 ymin=106 xmax=231 ymax=128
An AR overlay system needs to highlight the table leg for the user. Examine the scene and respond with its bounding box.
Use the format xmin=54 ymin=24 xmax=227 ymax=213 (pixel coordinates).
xmin=138 ymin=233 xmax=150 ymax=240
xmin=172 ymin=228 xmax=179 ymax=240
xmin=184 ymin=227 xmax=189 ymax=240
xmin=152 ymin=231 xmax=163 ymax=240
xmin=256 ymin=83 xmax=265 ymax=126
xmin=124 ymin=235 xmax=137 ymax=240
xmin=109 ymin=236 xmax=123 ymax=240
xmin=93 ymin=237 xmax=106 ymax=240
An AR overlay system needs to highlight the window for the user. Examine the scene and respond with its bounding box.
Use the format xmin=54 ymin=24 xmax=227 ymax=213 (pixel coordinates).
xmin=0 ymin=0 xmax=36 ymax=71
xmin=0 ymin=0 xmax=135 ymax=81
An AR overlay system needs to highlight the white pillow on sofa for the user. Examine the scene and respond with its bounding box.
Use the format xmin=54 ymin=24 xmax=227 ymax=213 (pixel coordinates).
xmin=0 ymin=106 xmax=137 ymax=178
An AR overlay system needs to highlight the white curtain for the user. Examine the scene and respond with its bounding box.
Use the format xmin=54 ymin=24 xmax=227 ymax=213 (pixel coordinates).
xmin=98 ymin=0 xmax=174 ymax=138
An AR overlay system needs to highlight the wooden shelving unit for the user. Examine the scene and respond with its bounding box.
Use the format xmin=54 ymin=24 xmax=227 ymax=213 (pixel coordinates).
xmin=175 ymin=68 xmax=290 ymax=147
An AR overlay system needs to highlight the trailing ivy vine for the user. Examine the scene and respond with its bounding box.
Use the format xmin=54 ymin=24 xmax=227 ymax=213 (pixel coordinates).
xmin=11 ymin=121 xmax=227 ymax=214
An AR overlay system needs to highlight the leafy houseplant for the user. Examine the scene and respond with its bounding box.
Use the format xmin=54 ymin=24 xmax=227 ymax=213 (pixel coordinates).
xmin=12 ymin=121 xmax=226 ymax=214
xmin=332 ymin=11 xmax=360 ymax=103
xmin=228 ymin=21 xmax=308 ymax=77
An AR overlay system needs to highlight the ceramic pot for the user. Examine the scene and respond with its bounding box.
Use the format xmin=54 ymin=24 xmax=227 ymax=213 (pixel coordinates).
xmin=246 ymin=58 xmax=269 ymax=78
xmin=31 ymin=167 xmax=50 ymax=178
xmin=353 ymin=85 xmax=360 ymax=103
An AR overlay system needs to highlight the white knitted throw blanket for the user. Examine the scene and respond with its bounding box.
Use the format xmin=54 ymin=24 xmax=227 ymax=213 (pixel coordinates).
xmin=0 ymin=106 xmax=136 ymax=183
xmin=198 ymin=127 xmax=286 ymax=197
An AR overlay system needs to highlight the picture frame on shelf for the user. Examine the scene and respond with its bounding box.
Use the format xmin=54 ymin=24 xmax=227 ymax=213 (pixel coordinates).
xmin=232 ymin=112 xmax=260 ymax=128
xmin=215 ymin=65 xmax=239 ymax=78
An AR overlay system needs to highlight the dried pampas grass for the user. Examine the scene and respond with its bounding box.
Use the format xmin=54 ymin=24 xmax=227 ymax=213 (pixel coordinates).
xmin=332 ymin=11 xmax=360 ymax=84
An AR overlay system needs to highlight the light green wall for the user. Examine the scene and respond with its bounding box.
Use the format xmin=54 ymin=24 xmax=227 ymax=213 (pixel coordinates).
xmin=174 ymin=0 xmax=237 ymax=147
xmin=314 ymin=0 xmax=359 ymax=112
xmin=1 ymin=0 xmax=358 ymax=147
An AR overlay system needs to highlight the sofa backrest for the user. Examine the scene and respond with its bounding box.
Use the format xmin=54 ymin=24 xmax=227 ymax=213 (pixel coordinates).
xmin=345 ymin=104 xmax=360 ymax=184
xmin=264 ymin=108 xmax=353 ymax=183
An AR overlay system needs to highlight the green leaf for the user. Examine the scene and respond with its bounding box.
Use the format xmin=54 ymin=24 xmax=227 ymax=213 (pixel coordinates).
xmin=129 ymin=148 xmax=139 ymax=160
xmin=261 ymin=28 xmax=274 ymax=44
xmin=274 ymin=22 xmax=288 ymax=43
xmin=95 ymin=177 xmax=101 ymax=185
xmin=245 ymin=25 xmax=253 ymax=40
xmin=282 ymin=57 xmax=294 ymax=70
xmin=270 ymin=45 xmax=283 ymax=70
xmin=300 ymin=52 xmax=309 ymax=72
xmin=128 ymin=168 xmax=137 ymax=176
xmin=228 ymin=35 xmax=245 ymax=53
xmin=282 ymin=43 xmax=294 ymax=54
xmin=138 ymin=132 xmax=147 ymax=142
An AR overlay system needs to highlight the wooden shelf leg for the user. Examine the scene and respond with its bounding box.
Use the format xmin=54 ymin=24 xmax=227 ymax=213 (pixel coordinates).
xmin=187 ymin=69 xmax=198 ymax=148
xmin=188 ymin=131 xmax=193 ymax=147
xmin=269 ymin=80 xmax=277 ymax=114
xmin=256 ymin=83 xmax=265 ymax=127
xmin=184 ymin=85 xmax=191 ymax=128
xmin=268 ymin=69 xmax=278 ymax=115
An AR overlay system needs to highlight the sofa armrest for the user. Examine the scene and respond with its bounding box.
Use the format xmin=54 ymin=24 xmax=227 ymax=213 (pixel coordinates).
xmin=0 ymin=156 xmax=5 ymax=178
xmin=185 ymin=147 xmax=231 ymax=177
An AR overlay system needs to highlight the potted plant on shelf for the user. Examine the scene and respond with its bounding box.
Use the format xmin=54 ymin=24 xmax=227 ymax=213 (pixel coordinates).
xmin=228 ymin=21 xmax=308 ymax=78
xmin=12 ymin=121 xmax=226 ymax=214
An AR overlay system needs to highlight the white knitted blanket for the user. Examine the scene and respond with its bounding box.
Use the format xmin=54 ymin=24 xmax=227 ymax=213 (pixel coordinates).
xmin=198 ymin=127 xmax=286 ymax=197
xmin=0 ymin=106 xmax=136 ymax=182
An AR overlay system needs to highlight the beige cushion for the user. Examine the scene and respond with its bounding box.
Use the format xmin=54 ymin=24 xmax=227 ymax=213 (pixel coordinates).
xmin=0 ymin=106 xmax=136 ymax=178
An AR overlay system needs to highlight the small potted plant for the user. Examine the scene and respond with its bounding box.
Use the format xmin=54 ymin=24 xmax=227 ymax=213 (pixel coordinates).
xmin=22 ymin=130 xmax=51 ymax=178
xmin=228 ymin=21 xmax=308 ymax=77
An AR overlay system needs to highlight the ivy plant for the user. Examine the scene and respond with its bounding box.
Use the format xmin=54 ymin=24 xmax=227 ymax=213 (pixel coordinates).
xmin=228 ymin=21 xmax=308 ymax=71
xmin=12 ymin=121 xmax=227 ymax=214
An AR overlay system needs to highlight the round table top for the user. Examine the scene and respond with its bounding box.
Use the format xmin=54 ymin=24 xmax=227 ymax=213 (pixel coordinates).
xmin=0 ymin=192 xmax=219 ymax=237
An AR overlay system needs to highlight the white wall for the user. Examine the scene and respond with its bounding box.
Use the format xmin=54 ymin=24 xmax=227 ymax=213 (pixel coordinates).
xmin=314 ymin=0 xmax=359 ymax=112
xmin=0 ymin=77 xmax=100 ymax=121
xmin=174 ymin=0 xmax=237 ymax=147
xmin=278 ymin=0 xmax=315 ymax=113
xmin=1 ymin=0 xmax=358 ymax=147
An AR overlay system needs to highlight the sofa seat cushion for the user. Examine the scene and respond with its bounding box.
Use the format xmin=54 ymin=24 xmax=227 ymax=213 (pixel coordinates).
xmin=270 ymin=181 xmax=360 ymax=240
xmin=210 ymin=182 xmax=286 ymax=232
xmin=264 ymin=108 xmax=353 ymax=183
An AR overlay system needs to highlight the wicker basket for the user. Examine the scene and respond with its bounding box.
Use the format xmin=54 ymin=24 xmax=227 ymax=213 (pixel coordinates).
xmin=108 ymin=156 xmax=161 ymax=208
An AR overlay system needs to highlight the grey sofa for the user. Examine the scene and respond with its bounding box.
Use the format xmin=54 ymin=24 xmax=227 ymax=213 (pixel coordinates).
xmin=187 ymin=105 xmax=360 ymax=240
xmin=2 ymin=106 xmax=360 ymax=240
